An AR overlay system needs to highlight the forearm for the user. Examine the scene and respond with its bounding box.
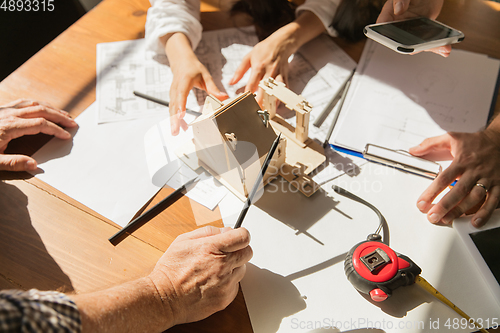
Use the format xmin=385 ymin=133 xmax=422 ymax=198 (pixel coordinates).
xmin=296 ymin=0 xmax=341 ymax=37
xmin=270 ymin=11 xmax=326 ymax=57
xmin=71 ymin=277 xmax=174 ymax=333
xmin=163 ymin=32 xmax=199 ymax=69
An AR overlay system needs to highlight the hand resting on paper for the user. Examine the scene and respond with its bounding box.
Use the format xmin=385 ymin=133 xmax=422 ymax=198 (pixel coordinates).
xmin=0 ymin=99 xmax=77 ymax=172
xmin=409 ymin=120 xmax=500 ymax=228
xmin=376 ymin=0 xmax=452 ymax=57
xmin=72 ymin=226 xmax=252 ymax=332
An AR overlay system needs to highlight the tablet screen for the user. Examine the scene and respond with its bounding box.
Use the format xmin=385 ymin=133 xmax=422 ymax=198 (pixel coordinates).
xmin=469 ymin=227 xmax=500 ymax=285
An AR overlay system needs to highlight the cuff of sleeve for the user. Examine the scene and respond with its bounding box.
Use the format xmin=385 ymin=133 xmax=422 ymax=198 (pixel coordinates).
xmin=145 ymin=7 xmax=203 ymax=54
xmin=0 ymin=289 xmax=82 ymax=332
xmin=296 ymin=0 xmax=341 ymax=37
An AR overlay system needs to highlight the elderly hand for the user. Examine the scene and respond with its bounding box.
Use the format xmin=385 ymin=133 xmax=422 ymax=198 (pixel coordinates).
xmin=409 ymin=131 xmax=500 ymax=227
xmin=376 ymin=0 xmax=451 ymax=57
xmin=0 ymin=99 xmax=77 ymax=171
xmin=148 ymin=226 xmax=252 ymax=326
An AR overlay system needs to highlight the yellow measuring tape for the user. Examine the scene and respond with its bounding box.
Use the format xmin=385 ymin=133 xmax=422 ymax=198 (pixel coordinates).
xmin=415 ymin=276 xmax=489 ymax=333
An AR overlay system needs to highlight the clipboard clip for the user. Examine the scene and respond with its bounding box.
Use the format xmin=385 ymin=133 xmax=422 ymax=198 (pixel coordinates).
xmin=362 ymin=144 xmax=442 ymax=179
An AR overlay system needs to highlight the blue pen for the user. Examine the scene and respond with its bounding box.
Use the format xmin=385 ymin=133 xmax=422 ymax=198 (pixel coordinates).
xmin=329 ymin=144 xmax=365 ymax=159
xmin=328 ymin=143 xmax=457 ymax=186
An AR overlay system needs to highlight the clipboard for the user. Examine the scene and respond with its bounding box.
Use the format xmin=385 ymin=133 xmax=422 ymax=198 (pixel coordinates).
xmin=325 ymin=41 xmax=499 ymax=181
xmin=362 ymin=144 xmax=441 ymax=179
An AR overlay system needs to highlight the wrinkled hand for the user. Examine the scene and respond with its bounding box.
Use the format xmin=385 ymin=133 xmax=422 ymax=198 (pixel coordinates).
xmin=166 ymin=33 xmax=228 ymax=136
xmin=0 ymin=99 xmax=77 ymax=171
xmin=148 ymin=226 xmax=252 ymax=326
xmin=409 ymin=132 xmax=500 ymax=227
xmin=377 ymin=0 xmax=451 ymax=57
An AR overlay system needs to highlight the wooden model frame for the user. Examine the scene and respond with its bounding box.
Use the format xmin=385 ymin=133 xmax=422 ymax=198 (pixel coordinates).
xmin=177 ymin=77 xmax=326 ymax=201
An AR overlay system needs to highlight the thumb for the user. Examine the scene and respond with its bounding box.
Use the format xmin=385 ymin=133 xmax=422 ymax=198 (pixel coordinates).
xmin=409 ymin=134 xmax=451 ymax=156
xmin=0 ymin=154 xmax=37 ymax=171
xmin=393 ymin=0 xmax=410 ymax=15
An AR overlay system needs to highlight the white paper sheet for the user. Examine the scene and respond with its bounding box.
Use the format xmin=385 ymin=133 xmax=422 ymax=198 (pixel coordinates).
xmin=236 ymin=163 xmax=500 ymax=333
xmin=311 ymin=146 xmax=367 ymax=186
xmin=96 ymin=27 xmax=260 ymax=124
xmin=96 ymin=39 xmax=174 ymax=123
xmin=331 ymin=41 xmax=500 ymax=153
xmin=32 ymin=104 xmax=227 ymax=227
xmin=280 ymin=34 xmax=357 ymax=144
xmin=143 ymin=115 xmax=230 ymax=211
xmin=31 ymin=103 xmax=169 ymax=226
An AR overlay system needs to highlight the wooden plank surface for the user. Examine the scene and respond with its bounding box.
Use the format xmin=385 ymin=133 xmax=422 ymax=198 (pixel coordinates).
xmin=0 ymin=179 xmax=161 ymax=293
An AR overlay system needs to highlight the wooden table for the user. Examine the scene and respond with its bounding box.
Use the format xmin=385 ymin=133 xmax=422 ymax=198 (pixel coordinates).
xmin=0 ymin=1 xmax=499 ymax=332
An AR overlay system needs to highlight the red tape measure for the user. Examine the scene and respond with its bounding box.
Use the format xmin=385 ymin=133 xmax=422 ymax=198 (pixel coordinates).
xmin=344 ymin=235 xmax=421 ymax=302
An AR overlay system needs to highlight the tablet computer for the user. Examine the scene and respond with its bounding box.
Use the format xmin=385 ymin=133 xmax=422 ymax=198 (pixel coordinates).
xmin=454 ymin=209 xmax=500 ymax=308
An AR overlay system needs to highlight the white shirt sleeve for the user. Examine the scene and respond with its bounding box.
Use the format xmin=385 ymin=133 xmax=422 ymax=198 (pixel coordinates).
xmin=296 ymin=0 xmax=341 ymax=37
xmin=145 ymin=0 xmax=203 ymax=55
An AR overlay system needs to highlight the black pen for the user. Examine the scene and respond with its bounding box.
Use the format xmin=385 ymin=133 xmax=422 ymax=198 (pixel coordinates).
xmin=109 ymin=176 xmax=199 ymax=246
xmin=133 ymin=90 xmax=202 ymax=117
xmin=234 ymin=133 xmax=281 ymax=229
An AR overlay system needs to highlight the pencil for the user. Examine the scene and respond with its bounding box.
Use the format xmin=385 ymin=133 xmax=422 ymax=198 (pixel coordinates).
xmin=323 ymin=71 xmax=354 ymax=148
xmin=109 ymin=176 xmax=198 ymax=246
xmin=313 ymin=68 xmax=356 ymax=128
xmin=133 ymin=90 xmax=202 ymax=117
xmin=234 ymin=133 xmax=281 ymax=229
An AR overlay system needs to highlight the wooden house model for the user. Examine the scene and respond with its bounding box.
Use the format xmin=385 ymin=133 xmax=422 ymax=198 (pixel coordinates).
xmin=177 ymin=77 xmax=326 ymax=201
